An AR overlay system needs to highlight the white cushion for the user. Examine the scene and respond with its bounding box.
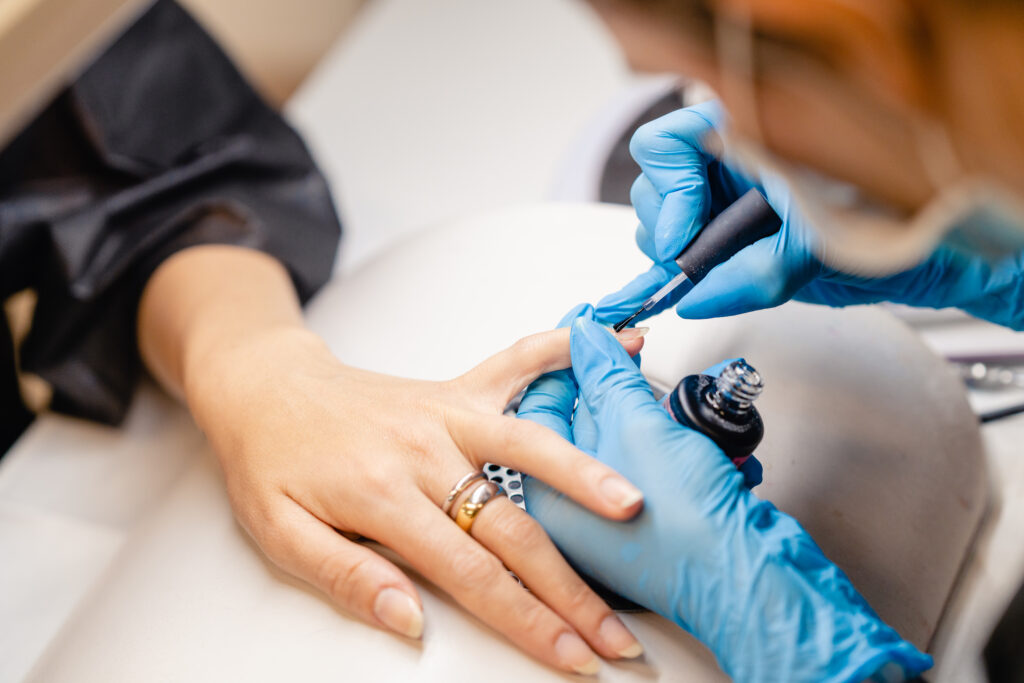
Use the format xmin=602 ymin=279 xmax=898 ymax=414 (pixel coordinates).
xmin=28 ymin=204 xmax=985 ymax=682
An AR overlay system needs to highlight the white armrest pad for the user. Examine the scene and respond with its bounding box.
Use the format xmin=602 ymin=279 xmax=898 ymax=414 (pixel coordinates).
xmin=29 ymin=204 xmax=985 ymax=682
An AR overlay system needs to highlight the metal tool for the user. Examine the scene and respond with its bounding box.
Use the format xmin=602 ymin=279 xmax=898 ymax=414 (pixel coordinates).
xmin=958 ymin=361 xmax=1024 ymax=390
xmin=613 ymin=188 xmax=782 ymax=332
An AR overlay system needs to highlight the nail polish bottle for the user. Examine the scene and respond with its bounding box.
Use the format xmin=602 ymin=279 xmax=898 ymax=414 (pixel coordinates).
xmin=663 ymin=359 xmax=765 ymax=467
xmin=587 ymin=359 xmax=768 ymax=612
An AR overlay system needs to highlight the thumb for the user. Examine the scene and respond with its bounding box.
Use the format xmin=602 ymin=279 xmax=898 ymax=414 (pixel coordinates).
xmin=675 ymin=233 xmax=818 ymax=319
xmin=571 ymin=318 xmax=658 ymax=425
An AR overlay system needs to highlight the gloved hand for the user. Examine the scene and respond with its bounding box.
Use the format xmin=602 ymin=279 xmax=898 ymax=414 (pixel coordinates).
xmin=596 ymin=100 xmax=1024 ymax=331
xmin=517 ymin=308 xmax=932 ymax=682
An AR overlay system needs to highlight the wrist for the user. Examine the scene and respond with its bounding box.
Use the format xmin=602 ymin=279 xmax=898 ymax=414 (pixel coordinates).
xmin=182 ymin=324 xmax=336 ymax=431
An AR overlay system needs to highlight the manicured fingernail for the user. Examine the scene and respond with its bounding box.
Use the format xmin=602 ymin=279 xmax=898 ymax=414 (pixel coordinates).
xmin=600 ymin=476 xmax=644 ymax=509
xmin=374 ymin=588 xmax=423 ymax=639
xmin=556 ymin=632 xmax=601 ymax=675
xmin=600 ymin=615 xmax=644 ymax=658
xmin=614 ymin=326 xmax=650 ymax=341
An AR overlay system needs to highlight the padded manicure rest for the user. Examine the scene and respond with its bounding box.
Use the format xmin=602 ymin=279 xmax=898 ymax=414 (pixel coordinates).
xmin=28 ymin=204 xmax=986 ymax=682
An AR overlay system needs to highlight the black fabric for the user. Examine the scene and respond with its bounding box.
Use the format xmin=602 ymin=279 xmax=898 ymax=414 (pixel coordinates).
xmin=0 ymin=0 xmax=341 ymax=450
xmin=985 ymin=580 xmax=1024 ymax=682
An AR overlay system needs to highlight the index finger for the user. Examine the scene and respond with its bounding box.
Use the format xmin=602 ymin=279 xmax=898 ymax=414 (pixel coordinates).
xmin=446 ymin=410 xmax=643 ymax=521
xmin=594 ymin=262 xmax=691 ymax=326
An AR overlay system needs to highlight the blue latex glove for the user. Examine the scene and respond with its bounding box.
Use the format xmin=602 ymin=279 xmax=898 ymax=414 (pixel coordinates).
xmin=517 ymin=310 xmax=932 ymax=682
xmin=596 ymin=100 xmax=1024 ymax=331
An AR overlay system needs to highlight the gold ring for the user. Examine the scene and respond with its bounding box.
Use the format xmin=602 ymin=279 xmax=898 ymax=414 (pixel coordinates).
xmin=455 ymin=480 xmax=506 ymax=533
xmin=441 ymin=471 xmax=486 ymax=515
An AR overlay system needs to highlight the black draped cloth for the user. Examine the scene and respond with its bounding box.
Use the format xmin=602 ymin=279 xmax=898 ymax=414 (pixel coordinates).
xmin=0 ymin=0 xmax=342 ymax=452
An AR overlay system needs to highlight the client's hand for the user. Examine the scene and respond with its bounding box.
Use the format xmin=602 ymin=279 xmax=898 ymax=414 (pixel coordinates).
xmin=518 ymin=308 xmax=932 ymax=682
xmin=138 ymin=246 xmax=647 ymax=676
xmin=186 ymin=325 xmax=647 ymax=675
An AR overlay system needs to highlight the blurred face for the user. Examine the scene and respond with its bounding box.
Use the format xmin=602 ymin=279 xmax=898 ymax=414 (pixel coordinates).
xmin=591 ymin=0 xmax=1024 ymax=216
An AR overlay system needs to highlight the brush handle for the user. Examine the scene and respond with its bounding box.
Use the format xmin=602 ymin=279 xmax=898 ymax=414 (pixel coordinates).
xmin=675 ymin=188 xmax=782 ymax=284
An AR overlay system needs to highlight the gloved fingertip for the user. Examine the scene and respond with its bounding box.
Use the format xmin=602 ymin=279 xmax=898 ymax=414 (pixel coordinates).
xmin=635 ymin=223 xmax=658 ymax=262
xmin=594 ymin=270 xmax=667 ymax=323
xmin=571 ymin=319 xmax=655 ymax=415
xmin=557 ymin=303 xmax=595 ymax=328
xmin=674 ymin=293 xmax=732 ymax=320
xmin=572 ymin=315 xmax=616 ymax=339
xmin=571 ymin=318 xmax=622 ymax=366
xmin=700 ymin=358 xmax=742 ymax=377
xmin=739 ymin=456 xmax=763 ymax=489
xmin=570 ymin=315 xmax=598 ymax=337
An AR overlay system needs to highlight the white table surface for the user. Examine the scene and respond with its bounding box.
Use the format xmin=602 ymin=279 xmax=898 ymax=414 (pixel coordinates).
xmin=7 ymin=203 xmax=1000 ymax=683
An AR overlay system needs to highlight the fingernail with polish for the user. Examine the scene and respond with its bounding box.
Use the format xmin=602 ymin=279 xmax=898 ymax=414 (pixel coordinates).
xmin=556 ymin=632 xmax=601 ymax=676
xmin=600 ymin=476 xmax=644 ymax=509
xmin=600 ymin=615 xmax=644 ymax=659
xmin=374 ymin=588 xmax=423 ymax=639
xmin=615 ymin=326 xmax=650 ymax=341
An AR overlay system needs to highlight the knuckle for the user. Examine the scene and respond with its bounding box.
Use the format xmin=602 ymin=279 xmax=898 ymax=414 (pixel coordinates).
xmin=509 ymin=333 xmax=545 ymax=361
xmin=318 ymin=551 xmax=374 ymax=607
xmin=559 ymin=577 xmax=597 ymax=616
xmin=635 ymin=225 xmax=656 ymax=259
xmin=513 ymin=600 xmax=555 ymax=638
xmin=447 ymin=372 xmax=478 ymax=398
xmin=360 ymin=470 xmax=397 ymax=499
xmin=455 ymin=548 xmax=502 ymax=596
xmin=245 ymin=517 xmax=285 ymax=562
xmin=629 ymin=121 xmax=660 ymax=161
xmin=491 ymin=509 xmax=543 ymax=550
xmin=228 ymin=490 xmax=282 ymax=549
xmin=494 ymin=417 xmax=527 ymax=453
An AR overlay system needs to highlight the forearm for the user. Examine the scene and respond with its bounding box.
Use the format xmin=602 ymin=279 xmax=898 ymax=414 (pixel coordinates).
xmin=137 ymin=245 xmax=311 ymax=403
xmin=135 ymin=247 xmax=651 ymax=670
xmin=883 ymin=248 xmax=1024 ymax=331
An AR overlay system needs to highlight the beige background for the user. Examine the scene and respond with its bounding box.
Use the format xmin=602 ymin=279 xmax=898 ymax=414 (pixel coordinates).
xmin=180 ymin=0 xmax=366 ymax=104
xmin=0 ymin=0 xmax=363 ymax=149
